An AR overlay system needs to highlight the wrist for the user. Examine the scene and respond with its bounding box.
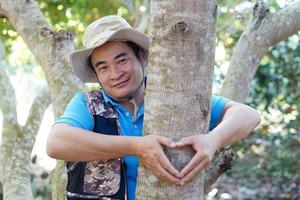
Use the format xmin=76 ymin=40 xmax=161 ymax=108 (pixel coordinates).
xmin=129 ymin=136 xmax=144 ymax=157
xmin=208 ymin=131 xmax=223 ymax=150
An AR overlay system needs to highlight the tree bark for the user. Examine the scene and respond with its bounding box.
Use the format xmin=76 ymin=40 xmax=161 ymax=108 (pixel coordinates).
xmin=0 ymin=7 xmax=7 ymax=18
xmin=0 ymin=0 xmax=83 ymax=199
xmin=136 ymin=1 xmax=216 ymax=199
xmin=0 ymin=39 xmax=51 ymax=200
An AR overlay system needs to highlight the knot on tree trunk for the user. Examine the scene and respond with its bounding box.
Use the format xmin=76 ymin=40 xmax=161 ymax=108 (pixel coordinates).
xmin=251 ymin=0 xmax=270 ymax=30
xmin=40 ymin=27 xmax=74 ymax=42
xmin=218 ymin=147 xmax=234 ymax=172
xmin=214 ymin=5 xmax=218 ymax=19
xmin=173 ymin=21 xmax=189 ymax=34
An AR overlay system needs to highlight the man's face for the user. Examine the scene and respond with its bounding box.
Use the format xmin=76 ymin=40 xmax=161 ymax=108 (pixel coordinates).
xmin=91 ymin=41 xmax=144 ymax=99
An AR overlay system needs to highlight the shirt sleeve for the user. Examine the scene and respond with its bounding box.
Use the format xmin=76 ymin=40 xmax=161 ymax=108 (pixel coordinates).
xmin=209 ymin=95 xmax=229 ymax=131
xmin=55 ymin=92 xmax=94 ymax=131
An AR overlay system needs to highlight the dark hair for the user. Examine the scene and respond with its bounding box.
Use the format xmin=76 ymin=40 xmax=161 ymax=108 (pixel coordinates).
xmin=125 ymin=41 xmax=141 ymax=59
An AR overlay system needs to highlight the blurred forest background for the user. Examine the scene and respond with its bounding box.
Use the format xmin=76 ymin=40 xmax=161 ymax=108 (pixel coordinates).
xmin=0 ymin=0 xmax=299 ymax=199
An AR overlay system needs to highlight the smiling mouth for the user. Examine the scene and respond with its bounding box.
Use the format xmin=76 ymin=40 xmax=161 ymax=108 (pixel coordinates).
xmin=113 ymin=79 xmax=129 ymax=88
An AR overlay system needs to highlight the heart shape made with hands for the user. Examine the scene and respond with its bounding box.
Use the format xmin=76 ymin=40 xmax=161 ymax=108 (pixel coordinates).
xmin=159 ymin=134 xmax=215 ymax=184
xmin=163 ymin=144 xmax=196 ymax=172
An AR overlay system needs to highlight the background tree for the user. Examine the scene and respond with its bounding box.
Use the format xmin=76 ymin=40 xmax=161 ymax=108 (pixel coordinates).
xmin=0 ymin=0 xmax=83 ymax=199
xmin=0 ymin=39 xmax=50 ymax=200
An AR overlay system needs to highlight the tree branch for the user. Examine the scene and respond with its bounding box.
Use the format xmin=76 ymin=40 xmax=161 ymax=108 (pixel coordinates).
xmin=204 ymin=147 xmax=234 ymax=193
xmin=0 ymin=1 xmax=82 ymax=199
xmin=122 ymin=0 xmax=150 ymax=32
xmin=135 ymin=0 xmax=150 ymax=32
xmin=23 ymin=86 xmax=50 ymax=151
xmin=122 ymin=0 xmax=136 ymax=15
xmin=221 ymin=0 xmax=300 ymax=101
xmin=205 ymin=0 xmax=300 ymax=192
xmin=258 ymin=0 xmax=300 ymax=46
xmin=0 ymin=8 xmax=8 ymax=18
xmin=0 ymin=0 xmax=82 ymax=117
xmin=0 ymin=39 xmax=17 ymax=125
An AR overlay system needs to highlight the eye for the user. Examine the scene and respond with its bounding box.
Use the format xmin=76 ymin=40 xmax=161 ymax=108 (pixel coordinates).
xmin=98 ymin=65 xmax=108 ymax=73
xmin=118 ymin=58 xmax=128 ymax=65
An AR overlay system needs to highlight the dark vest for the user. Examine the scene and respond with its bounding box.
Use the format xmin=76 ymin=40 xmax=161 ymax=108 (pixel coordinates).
xmin=65 ymin=90 xmax=126 ymax=200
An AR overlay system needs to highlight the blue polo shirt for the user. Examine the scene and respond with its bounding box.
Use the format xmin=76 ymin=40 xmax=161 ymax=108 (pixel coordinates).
xmin=56 ymin=91 xmax=229 ymax=200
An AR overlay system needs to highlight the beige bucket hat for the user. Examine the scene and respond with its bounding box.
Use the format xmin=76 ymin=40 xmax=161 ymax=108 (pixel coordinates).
xmin=70 ymin=15 xmax=149 ymax=83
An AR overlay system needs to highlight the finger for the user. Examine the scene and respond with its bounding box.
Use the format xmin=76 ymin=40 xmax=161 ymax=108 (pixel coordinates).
xmin=180 ymin=160 xmax=207 ymax=185
xmin=157 ymin=151 xmax=180 ymax=177
xmin=179 ymin=152 xmax=203 ymax=178
xmin=155 ymin=160 xmax=181 ymax=185
xmin=158 ymin=136 xmax=176 ymax=148
xmin=175 ymin=138 xmax=192 ymax=147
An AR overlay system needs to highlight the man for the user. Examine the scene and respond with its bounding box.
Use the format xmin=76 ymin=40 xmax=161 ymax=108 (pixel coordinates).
xmin=47 ymin=15 xmax=260 ymax=200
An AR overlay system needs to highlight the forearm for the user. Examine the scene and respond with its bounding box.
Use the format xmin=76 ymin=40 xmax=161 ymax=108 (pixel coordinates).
xmin=46 ymin=123 xmax=140 ymax=161
xmin=209 ymin=104 xmax=261 ymax=150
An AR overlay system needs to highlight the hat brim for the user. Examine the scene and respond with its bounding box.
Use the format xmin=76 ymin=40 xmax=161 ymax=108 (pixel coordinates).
xmin=70 ymin=28 xmax=149 ymax=83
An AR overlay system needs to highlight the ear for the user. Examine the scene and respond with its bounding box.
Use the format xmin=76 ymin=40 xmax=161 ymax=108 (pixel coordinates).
xmin=138 ymin=49 xmax=148 ymax=68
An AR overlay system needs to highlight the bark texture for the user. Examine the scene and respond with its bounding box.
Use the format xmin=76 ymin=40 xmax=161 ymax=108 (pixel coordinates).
xmin=0 ymin=0 xmax=83 ymax=199
xmin=136 ymin=1 xmax=216 ymax=199
xmin=0 ymin=39 xmax=51 ymax=200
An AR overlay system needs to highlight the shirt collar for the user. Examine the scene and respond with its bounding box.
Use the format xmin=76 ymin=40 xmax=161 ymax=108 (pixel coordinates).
xmin=101 ymin=90 xmax=120 ymax=107
xmin=101 ymin=90 xmax=144 ymax=118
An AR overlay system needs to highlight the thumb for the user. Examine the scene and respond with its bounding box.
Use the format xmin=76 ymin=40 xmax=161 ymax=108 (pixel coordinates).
xmin=157 ymin=136 xmax=176 ymax=148
xmin=175 ymin=138 xmax=192 ymax=147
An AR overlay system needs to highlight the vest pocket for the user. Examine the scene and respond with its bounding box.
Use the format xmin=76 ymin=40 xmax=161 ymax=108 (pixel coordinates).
xmin=83 ymin=158 xmax=121 ymax=196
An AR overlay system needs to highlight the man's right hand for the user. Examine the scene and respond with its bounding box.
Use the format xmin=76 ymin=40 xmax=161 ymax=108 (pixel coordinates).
xmin=137 ymin=134 xmax=180 ymax=185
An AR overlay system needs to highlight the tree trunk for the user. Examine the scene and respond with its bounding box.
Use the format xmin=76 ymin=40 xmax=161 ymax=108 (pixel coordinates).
xmin=0 ymin=0 xmax=83 ymax=199
xmin=136 ymin=1 xmax=216 ymax=199
xmin=0 ymin=39 xmax=51 ymax=200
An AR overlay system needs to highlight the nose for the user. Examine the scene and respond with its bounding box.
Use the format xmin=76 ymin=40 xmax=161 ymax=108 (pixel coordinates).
xmin=109 ymin=65 xmax=122 ymax=80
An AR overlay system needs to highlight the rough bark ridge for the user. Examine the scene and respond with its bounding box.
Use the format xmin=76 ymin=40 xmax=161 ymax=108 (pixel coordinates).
xmin=0 ymin=38 xmax=51 ymax=200
xmin=0 ymin=0 xmax=83 ymax=199
xmin=136 ymin=0 xmax=216 ymax=199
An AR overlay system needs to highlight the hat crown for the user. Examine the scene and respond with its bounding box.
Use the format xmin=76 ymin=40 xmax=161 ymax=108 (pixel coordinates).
xmin=83 ymin=15 xmax=132 ymax=48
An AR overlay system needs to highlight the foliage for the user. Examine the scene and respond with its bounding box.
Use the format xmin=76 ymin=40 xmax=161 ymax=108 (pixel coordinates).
xmin=241 ymin=33 xmax=300 ymax=182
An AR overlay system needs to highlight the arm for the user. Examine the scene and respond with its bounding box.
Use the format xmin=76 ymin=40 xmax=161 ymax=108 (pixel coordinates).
xmin=47 ymin=123 xmax=141 ymax=161
xmin=47 ymin=123 xmax=180 ymax=184
xmin=209 ymin=100 xmax=261 ymax=149
xmin=176 ymin=100 xmax=261 ymax=184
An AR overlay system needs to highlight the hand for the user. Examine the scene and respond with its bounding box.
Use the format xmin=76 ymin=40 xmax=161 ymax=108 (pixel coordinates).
xmin=175 ymin=134 xmax=219 ymax=185
xmin=137 ymin=134 xmax=180 ymax=185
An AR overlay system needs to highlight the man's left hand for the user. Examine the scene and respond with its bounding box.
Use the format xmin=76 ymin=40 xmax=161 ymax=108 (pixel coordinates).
xmin=175 ymin=134 xmax=219 ymax=185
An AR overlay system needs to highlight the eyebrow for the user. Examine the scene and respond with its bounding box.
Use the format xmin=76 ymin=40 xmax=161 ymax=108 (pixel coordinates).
xmin=94 ymin=52 xmax=128 ymax=68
